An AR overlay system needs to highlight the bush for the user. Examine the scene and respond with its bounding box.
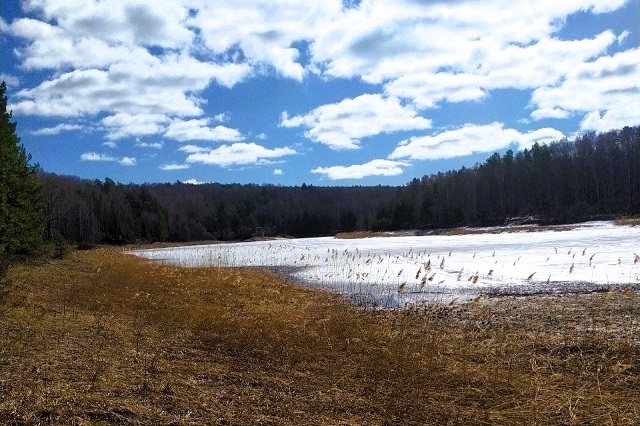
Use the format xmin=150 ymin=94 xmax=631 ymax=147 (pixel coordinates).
xmin=52 ymin=232 xmax=70 ymax=259
xmin=0 ymin=253 xmax=8 ymax=281
xmin=76 ymin=242 xmax=96 ymax=251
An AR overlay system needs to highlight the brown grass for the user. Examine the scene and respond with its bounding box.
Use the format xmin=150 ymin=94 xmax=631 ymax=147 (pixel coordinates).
xmin=616 ymin=217 xmax=640 ymax=226
xmin=335 ymin=231 xmax=417 ymax=239
xmin=1 ymin=249 xmax=638 ymax=425
xmin=336 ymin=225 xmax=584 ymax=239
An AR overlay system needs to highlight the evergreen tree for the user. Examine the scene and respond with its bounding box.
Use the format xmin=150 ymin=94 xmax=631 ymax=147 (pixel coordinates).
xmin=0 ymin=81 xmax=46 ymax=254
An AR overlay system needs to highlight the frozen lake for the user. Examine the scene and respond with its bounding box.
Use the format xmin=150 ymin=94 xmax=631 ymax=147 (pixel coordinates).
xmin=131 ymin=222 xmax=640 ymax=307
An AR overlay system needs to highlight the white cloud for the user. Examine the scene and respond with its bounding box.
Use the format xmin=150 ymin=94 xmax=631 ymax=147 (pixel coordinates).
xmin=9 ymin=17 xmax=157 ymax=70
xmin=160 ymin=163 xmax=190 ymax=171
xmin=80 ymin=151 xmax=137 ymax=166
xmin=312 ymin=159 xmax=409 ymax=180
xmin=102 ymin=113 xmax=169 ymax=140
xmin=182 ymin=178 xmax=206 ymax=185
xmin=273 ymin=168 xmax=283 ymax=175
xmin=31 ymin=123 xmax=84 ymax=136
xmin=178 ymin=144 xmax=209 ymax=154
xmin=385 ymin=32 xmax=617 ymax=109
xmin=186 ymin=142 xmax=296 ymax=167
xmin=8 ymin=0 xmax=633 ymax=126
xmin=19 ymin=1 xmax=194 ymax=50
xmin=135 ymin=141 xmax=164 ymax=149
xmin=310 ymin=0 xmax=627 ymax=83
xmin=0 ymin=73 xmax=20 ymax=88
xmin=280 ymin=94 xmax=431 ymax=150
xmin=530 ymin=48 xmax=640 ymax=131
xmin=11 ymin=65 xmax=212 ymax=118
xmin=80 ymin=152 xmax=116 ymax=162
xmin=389 ymin=123 xmax=565 ymax=161
xmin=213 ymin=113 xmax=230 ymax=122
xmin=531 ymin=108 xmax=571 ymax=121
xmin=165 ymin=118 xmax=244 ymax=142
xmin=9 ymin=8 xmax=252 ymax=118
xmin=189 ymin=1 xmax=341 ymax=80
xmin=119 ymin=156 xmax=137 ymax=166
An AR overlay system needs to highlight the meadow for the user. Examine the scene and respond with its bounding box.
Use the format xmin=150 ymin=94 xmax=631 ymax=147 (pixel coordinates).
xmin=0 ymin=237 xmax=638 ymax=424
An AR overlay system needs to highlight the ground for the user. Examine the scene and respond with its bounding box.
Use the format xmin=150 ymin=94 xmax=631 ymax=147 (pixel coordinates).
xmin=0 ymin=248 xmax=638 ymax=425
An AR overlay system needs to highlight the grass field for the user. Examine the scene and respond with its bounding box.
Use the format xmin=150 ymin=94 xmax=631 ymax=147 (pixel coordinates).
xmin=1 ymin=248 xmax=638 ymax=425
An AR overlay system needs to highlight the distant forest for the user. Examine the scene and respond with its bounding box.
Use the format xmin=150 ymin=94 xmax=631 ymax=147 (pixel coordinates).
xmin=41 ymin=126 xmax=640 ymax=245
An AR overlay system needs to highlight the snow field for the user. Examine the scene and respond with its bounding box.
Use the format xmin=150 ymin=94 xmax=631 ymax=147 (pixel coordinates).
xmin=131 ymin=222 xmax=640 ymax=307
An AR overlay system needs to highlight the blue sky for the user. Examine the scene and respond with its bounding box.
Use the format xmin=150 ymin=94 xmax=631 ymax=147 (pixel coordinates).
xmin=1 ymin=0 xmax=638 ymax=186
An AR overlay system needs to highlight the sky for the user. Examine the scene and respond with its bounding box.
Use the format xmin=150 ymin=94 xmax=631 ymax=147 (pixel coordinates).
xmin=1 ymin=0 xmax=639 ymax=186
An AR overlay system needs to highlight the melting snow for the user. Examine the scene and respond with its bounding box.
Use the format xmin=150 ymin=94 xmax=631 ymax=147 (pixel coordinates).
xmin=131 ymin=222 xmax=640 ymax=307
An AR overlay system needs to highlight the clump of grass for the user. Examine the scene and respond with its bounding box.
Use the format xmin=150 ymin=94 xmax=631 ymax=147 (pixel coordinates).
xmin=615 ymin=217 xmax=640 ymax=226
xmin=0 ymin=249 xmax=638 ymax=425
xmin=335 ymin=231 xmax=415 ymax=239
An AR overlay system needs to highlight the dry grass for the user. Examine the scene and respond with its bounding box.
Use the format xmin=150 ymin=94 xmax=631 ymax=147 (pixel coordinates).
xmin=433 ymin=224 xmax=580 ymax=236
xmin=615 ymin=217 xmax=640 ymax=226
xmin=335 ymin=231 xmax=416 ymax=239
xmin=336 ymin=225 xmax=582 ymax=239
xmin=0 ymin=249 xmax=638 ymax=425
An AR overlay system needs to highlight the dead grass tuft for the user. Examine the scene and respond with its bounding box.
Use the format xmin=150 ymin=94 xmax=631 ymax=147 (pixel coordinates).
xmin=335 ymin=231 xmax=416 ymax=239
xmin=616 ymin=217 xmax=640 ymax=226
xmin=0 ymin=249 xmax=638 ymax=425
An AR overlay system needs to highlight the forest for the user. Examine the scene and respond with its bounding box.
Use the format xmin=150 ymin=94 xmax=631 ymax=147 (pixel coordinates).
xmin=39 ymin=125 xmax=640 ymax=245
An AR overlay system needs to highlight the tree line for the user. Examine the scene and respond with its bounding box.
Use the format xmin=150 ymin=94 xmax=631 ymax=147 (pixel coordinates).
xmin=378 ymin=126 xmax=640 ymax=230
xmin=41 ymin=176 xmax=396 ymax=243
xmin=38 ymin=126 xmax=640 ymax=245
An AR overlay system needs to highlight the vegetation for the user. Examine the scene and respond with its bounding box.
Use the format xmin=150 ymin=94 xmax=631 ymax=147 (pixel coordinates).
xmin=0 ymin=81 xmax=45 ymax=258
xmin=0 ymin=249 xmax=637 ymax=424
xmin=40 ymin=126 xmax=640 ymax=245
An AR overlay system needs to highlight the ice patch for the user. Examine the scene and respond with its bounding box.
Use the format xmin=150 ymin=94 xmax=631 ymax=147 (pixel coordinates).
xmin=131 ymin=222 xmax=640 ymax=307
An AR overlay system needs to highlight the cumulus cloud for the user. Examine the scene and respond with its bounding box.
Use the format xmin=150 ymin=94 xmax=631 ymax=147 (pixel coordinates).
xmin=10 ymin=56 xmax=250 ymax=119
xmin=102 ymin=113 xmax=169 ymax=140
xmin=135 ymin=141 xmax=164 ymax=149
xmin=80 ymin=152 xmax=115 ymax=162
xmin=530 ymin=48 xmax=640 ymax=131
xmin=178 ymin=144 xmax=210 ymax=154
xmin=186 ymin=142 xmax=296 ymax=167
xmin=385 ymin=32 xmax=617 ymax=109
xmin=119 ymin=156 xmax=137 ymax=166
xmin=80 ymin=152 xmax=137 ymax=166
xmin=165 ymin=119 xmax=244 ymax=142
xmin=273 ymin=168 xmax=283 ymax=175
xmin=312 ymin=159 xmax=409 ymax=180
xmin=0 ymin=73 xmax=20 ymax=88
xmin=160 ymin=163 xmax=190 ymax=171
xmin=19 ymin=1 xmax=194 ymax=50
xmin=389 ymin=123 xmax=565 ymax=161
xmin=280 ymin=94 xmax=431 ymax=150
xmin=31 ymin=123 xmax=84 ymax=136
xmin=189 ymin=1 xmax=340 ymax=80
xmin=182 ymin=178 xmax=206 ymax=185
xmin=310 ymin=0 xmax=626 ymax=82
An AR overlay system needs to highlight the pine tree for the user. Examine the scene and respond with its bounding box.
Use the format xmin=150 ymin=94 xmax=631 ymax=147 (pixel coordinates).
xmin=0 ymin=81 xmax=46 ymax=255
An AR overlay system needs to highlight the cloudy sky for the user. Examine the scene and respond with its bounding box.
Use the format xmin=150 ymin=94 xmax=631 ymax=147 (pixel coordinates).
xmin=1 ymin=0 xmax=638 ymax=186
